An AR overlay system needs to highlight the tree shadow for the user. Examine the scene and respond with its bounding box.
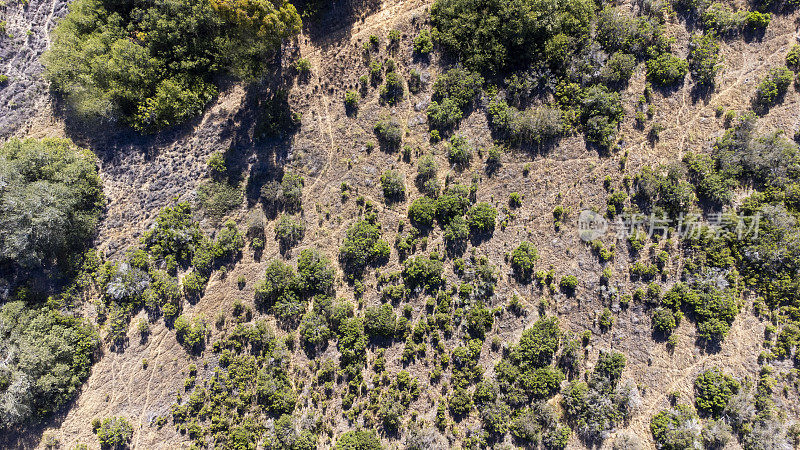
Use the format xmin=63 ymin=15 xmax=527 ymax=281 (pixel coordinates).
xmin=299 ymin=0 xmax=382 ymax=48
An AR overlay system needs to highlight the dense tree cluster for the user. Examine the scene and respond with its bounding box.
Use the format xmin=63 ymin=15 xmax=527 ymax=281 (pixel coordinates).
xmin=0 ymin=302 xmax=99 ymax=429
xmin=0 ymin=138 xmax=103 ymax=274
xmin=43 ymin=0 xmax=301 ymax=132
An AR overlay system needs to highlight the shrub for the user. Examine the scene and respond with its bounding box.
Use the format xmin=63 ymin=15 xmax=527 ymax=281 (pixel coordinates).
xmin=753 ymin=66 xmax=792 ymax=113
xmin=465 ymin=203 xmax=497 ymax=234
xmin=431 ymin=0 xmax=594 ymax=74
xmin=487 ymin=99 xmax=564 ymax=146
xmin=402 ymin=255 xmax=444 ymax=291
xmin=511 ymin=242 xmax=539 ymax=281
xmin=581 ymin=85 xmax=623 ymax=150
xmin=380 ymin=170 xmax=406 ymax=202
xmin=380 ymin=72 xmax=405 ymax=104
xmin=602 ymin=52 xmax=637 ymax=85
xmin=435 ymin=184 xmax=470 ymax=224
xmin=447 ymin=135 xmax=472 ymax=169
xmin=213 ymin=220 xmax=244 ymax=260
xmin=275 ymin=214 xmax=305 ymax=250
xmin=559 ymin=275 xmax=578 ymax=293
xmin=427 ymin=98 xmax=463 ymax=132
xmin=364 ymin=304 xmax=397 ymax=339
xmin=94 ymin=416 xmax=133 ymax=449
xmin=449 ymin=387 xmax=473 ymax=416
xmin=650 ymin=405 xmax=700 ymax=450
xmin=408 ymin=69 xmax=422 ymax=94
xmin=174 ymin=315 xmax=206 ymax=353
xmin=296 ymin=248 xmax=335 ymax=296
xmin=344 ymin=90 xmax=359 ymax=112
xmin=694 ymin=369 xmax=739 ymax=416
xmin=413 ymin=29 xmax=433 ymax=55
xmin=787 ymin=44 xmax=800 ymax=72
xmin=646 ymin=53 xmax=688 ymax=86
xmin=335 ymin=429 xmax=382 ymax=450
xmin=339 ymin=218 xmax=390 ymax=278
xmin=254 ymin=259 xmax=297 ymax=309
xmin=652 ymin=308 xmax=678 ymax=335
xmin=408 ymin=196 xmax=436 ymax=228
xmin=207 ymin=151 xmax=227 ymax=178
xmin=745 ymin=11 xmax=770 ymax=30
xmin=374 ymin=119 xmax=403 ymax=150
xmin=688 ymin=33 xmax=722 ymax=87
xmin=511 ymin=316 xmax=561 ymax=368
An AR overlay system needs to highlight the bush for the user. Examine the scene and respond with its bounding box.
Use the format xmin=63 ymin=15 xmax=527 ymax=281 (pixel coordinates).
xmin=254 ymin=259 xmax=297 ymax=309
xmin=213 ymin=220 xmax=244 ymax=260
xmin=447 ymin=135 xmax=472 ymax=169
xmin=408 ymin=196 xmax=436 ymax=228
xmin=787 ymin=44 xmax=800 ymax=72
xmin=652 ymin=308 xmax=678 ymax=335
xmin=694 ymin=369 xmax=739 ymax=416
xmin=275 ymin=214 xmax=305 ymax=250
xmin=43 ymin=0 xmax=301 ymax=132
xmin=559 ymin=275 xmax=578 ymax=293
xmin=487 ymin=99 xmax=564 ymax=146
xmin=344 ymin=90 xmax=359 ymax=112
xmin=364 ymin=304 xmax=397 ymax=339
xmin=413 ymin=29 xmax=433 ymax=55
xmin=380 ymin=72 xmax=405 ymax=104
xmin=511 ymin=241 xmax=539 ymax=281
xmin=431 ymin=0 xmax=594 ymax=74
xmin=435 ymin=184 xmax=471 ymax=224
xmin=688 ymin=33 xmax=722 ymax=87
xmin=374 ymin=118 xmax=403 ymax=150
xmin=581 ymin=85 xmax=623 ymax=150
xmin=466 ymin=202 xmax=497 ymax=234
xmin=94 ymin=416 xmax=133 ymax=449
xmin=646 ymin=53 xmax=688 ymax=86
xmin=432 ymin=67 xmax=484 ymax=110
xmin=427 ymin=98 xmax=463 ymax=132
xmin=650 ymin=405 xmax=700 ymax=450
xmin=745 ymin=11 xmax=770 ymax=30
xmin=0 ymin=139 xmax=103 ymax=272
xmin=402 ymin=255 xmax=444 ymax=291
xmin=380 ymin=170 xmax=406 ymax=202
xmin=449 ymin=387 xmax=473 ymax=416
xmin=753 ymin=66 xmax=792 ymax=112
xmin=335 ymin=429 xmax=382 ymax=450
xmin=511 ymin=316 xmax=561 ymax=368
xmin=261 ymin=171 xmax=304 ymax=213
xmin=602 ymin=52 xmax=637 ymax=85
xmin=339 ymin=218 xmax=390 ymax=278
xmin=296 ymin=248 xmax=335 ymax=296
xmin=174 ymin=315 xmax=206 ymax=353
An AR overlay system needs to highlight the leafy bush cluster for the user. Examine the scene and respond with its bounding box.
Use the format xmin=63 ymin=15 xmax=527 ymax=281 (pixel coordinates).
xmin=43 ymin=0 xmax=302 ymax=132
xmin=339 ymin=212 xmax=390 ymax=279
xmin=94 ymin=416 xmax=133 ymax=449
xmin=260 ymin=171 xmax=304 ymax=214
xmin=380 ymin=170 xmax=406 ymax=203
xmin=487 ymin=99 xmax=565 ymax=147
xmin=752 ymin=66 xmax=793 ymax=113
xmin=173 ymin=320 xmax=304 ymax=448
xmin=427 ymin=67 xmax=483 ymax=133
xmin=562 ymin=351 xmax=637 ymax=443
xmin=255 ymin=248 xmax=335 ymax=326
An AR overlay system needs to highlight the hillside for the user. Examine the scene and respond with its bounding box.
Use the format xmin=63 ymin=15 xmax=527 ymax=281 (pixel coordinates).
xmin=1 ymin=0 xmax=800 ymax=448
